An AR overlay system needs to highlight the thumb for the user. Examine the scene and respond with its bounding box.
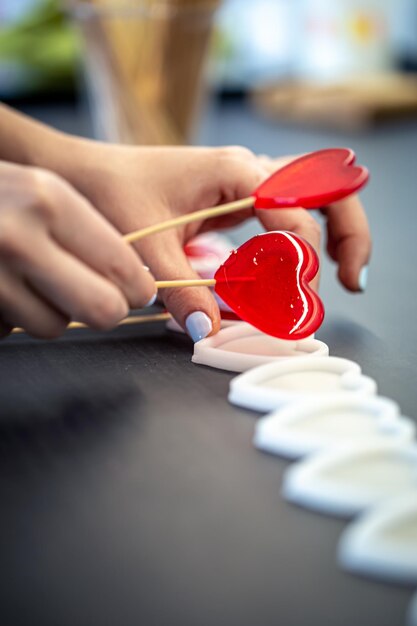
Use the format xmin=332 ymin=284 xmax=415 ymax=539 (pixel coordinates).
xmin=136 ymin=232 xmax=221 ymax=341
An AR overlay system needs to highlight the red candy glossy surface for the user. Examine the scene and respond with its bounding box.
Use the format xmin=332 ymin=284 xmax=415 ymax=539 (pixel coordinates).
xmin=254 ymin=148 xmax=369 ymax=209
xmin=214 ymin=231 xmax=324 ymax=340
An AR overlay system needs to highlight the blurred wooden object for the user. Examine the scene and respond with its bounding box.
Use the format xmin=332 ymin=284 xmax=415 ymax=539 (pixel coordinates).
xmin=252 ymin=74 xmax=417 ymax=132
xmin=71 ymin=0 xmax=220 ymax=144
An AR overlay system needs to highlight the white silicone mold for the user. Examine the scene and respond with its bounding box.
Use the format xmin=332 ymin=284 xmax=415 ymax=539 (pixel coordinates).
xmin=283 ymin=442 xmax=417 ymax=517
xmin=192 ymin=323 xmax=329 ymax=372
xmin=228 ymin=356 xmax=377 ymax=412
xmin=254 ymin=396 xmax=415 ymax=459
xmin=338 ymin=492 xmax=417 ymax=584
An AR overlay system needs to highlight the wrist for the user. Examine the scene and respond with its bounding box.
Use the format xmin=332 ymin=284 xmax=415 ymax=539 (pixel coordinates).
xmin=48 ymin=133 xmax=110 ymax=197
xmin=29 ymin=125 xmax=74 ymax=172
xmin=0 ymin=104 xmax=72 ymax=171
xmin=0 ymin=104 xmax=103 ymax=188
xmin=31 ymin=127 xmax=109 ymax=201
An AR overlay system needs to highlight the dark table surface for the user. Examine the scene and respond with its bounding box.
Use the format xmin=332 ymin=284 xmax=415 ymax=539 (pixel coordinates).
xmin=1 ymin=98 xmax=416 ymax=626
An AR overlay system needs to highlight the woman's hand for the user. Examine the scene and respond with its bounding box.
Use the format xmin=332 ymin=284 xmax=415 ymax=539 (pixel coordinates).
xmin=60 ymin=142 xmax=371 ymax=340
xmin=0 ymin=161 xmax=155 ymax=339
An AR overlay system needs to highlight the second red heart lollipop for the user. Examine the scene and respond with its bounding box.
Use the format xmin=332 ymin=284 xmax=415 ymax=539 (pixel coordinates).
xmin=214 ymin=231 xmax=324 ymax=340
xmin=254 ymin=148 xmax=369 ymax=209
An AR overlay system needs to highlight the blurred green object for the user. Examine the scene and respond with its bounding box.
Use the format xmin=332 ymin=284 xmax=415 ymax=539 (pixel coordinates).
xmin=0 ymin=0 xmax=80 ymax=98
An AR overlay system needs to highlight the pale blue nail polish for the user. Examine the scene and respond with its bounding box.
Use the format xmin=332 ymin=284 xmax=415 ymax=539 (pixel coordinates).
xmin=358 ymin=265 xmax=369 ymax=292
xmin=144 ymin=292 xmax=157 ymax=308
xmin=185 ymin=311 xmax=212 ymax=342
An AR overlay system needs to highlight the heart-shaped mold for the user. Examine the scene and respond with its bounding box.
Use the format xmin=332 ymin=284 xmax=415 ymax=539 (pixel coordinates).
xmin=192 ymin=323 xmax=328 ymax=372
xmin=283 ymin=443 xmax=417 ymax=517
xmin=338 ymin=492 xmax=417 ymax=584
xmin=228 ymin=356 xmax=377 ymax=413
xmin=254 ymin=396 xmax=414 ymax=459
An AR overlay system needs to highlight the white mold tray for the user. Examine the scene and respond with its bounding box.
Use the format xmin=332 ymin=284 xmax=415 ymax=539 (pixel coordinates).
xmin=229 ymin=356 xmax=377 ymax=412
xmin=283 ymin=442 xmax=417 ymax=517
xmin=254 ymin=396 xmax=415 ymax=459
xmin=338 ymin=492 xmax=417 ymax=584
xmin=192 ymin=323 xmax=328 ymax=372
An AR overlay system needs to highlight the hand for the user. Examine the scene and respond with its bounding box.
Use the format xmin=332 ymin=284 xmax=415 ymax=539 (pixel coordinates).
xmin=0 ymin=161 xmax=155 ymax=339
xmin=56 ymin=142 xmax=371 ymax=340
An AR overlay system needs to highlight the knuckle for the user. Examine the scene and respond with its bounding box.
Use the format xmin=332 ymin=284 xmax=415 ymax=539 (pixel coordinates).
xmin=30 ymin=168 xmax=63 ymax=220
xmin=219 ymin=146 xmax=255 ymax=161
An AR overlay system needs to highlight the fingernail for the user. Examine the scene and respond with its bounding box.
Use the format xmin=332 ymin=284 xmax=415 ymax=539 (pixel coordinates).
xmin=185 ymin=311 xmax=212 ymax=342
xmin=143 ymin=265 xmax=150 ymax=272
xmin=358 ymin=265 xmax=369 ymax=292
xmin=144 ymin=292 xmax=157 ymax=308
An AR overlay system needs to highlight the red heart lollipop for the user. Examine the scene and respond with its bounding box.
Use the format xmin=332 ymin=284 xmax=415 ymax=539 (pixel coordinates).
xmin=254 ymin=148 xmax=369 ymax=209
xmin=214 ymin=231 xmax=324 ymax=340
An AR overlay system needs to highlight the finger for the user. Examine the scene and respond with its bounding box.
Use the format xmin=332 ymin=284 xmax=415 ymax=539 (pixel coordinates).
xmin=44 ymin=174 xmax=156 ymax=308
xmin=136 ymin=231 xmax=221 ymax=341
xmin=255 ymin=207 xmax=322 ymax=290
xmin=21 ymin=238 xmax=130 ymax=330
xmin=208 ymin=147 xmax=267 ymax=204
xmin=322 ymin=195 xmax=371 ymax=292
xmin=0 ymin=268 xmax=69 ymax=339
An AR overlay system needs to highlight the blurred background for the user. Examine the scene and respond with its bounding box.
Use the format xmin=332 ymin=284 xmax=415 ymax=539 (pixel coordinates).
xmin=1 ymin=0 xmax=417 ymax=142
xmin=1 ymin=0 xmax=417 ymax=313
xmin=2 ymin=0 xmax=417 ymax=314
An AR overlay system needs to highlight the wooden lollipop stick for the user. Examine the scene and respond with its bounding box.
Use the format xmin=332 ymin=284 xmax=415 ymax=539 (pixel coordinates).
xmin=11 ymin=312 xmax=172 ymax=335
xmin=123 ymin=196 xmax=254 ymax=244
xmin=155 ymin=278 xmax=215 ymax=289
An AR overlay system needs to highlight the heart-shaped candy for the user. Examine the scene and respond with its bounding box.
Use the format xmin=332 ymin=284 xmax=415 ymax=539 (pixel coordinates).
xmin=214 ymin=231 xmax=324 ymax=340
xmin=254 ymin=148 xmax=369 ymax=209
